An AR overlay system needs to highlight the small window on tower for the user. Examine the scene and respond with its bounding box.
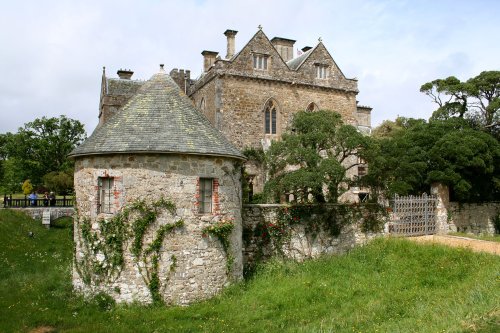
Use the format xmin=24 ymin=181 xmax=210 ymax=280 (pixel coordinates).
xmin=198 ymin=178 xmax=213 ymax=214
xmin=98 ymin=177 xmax=114 ymax=214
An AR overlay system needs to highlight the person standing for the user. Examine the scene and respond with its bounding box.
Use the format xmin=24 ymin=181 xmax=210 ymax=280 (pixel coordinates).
xmin=28 ymin=192 xmax=38 ymax=207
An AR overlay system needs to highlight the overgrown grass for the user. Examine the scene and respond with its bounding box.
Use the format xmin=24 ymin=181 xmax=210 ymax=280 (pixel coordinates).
xmin=1 ymin=209 xmax=499 ymax=332
xmin=449 ymin=232 xmax=500 ymax=243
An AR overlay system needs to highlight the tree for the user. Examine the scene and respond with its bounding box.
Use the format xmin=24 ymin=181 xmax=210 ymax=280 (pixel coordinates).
xmin=1 ymin=115 xmax=86 ymax=190
xmin=365 ymin=117 xmax=500 ymax=202
xmin=265 ymin=110 xmax=371 ymax=203
xmin=22 ymin=179 xmax=33 ymax=195
xmin=42 ymin=171 xmax=73 ymax=195
xmin=420 ymin=71 xmax=500 ymax=136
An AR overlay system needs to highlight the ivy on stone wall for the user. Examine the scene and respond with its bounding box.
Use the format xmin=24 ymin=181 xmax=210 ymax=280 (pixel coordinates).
xmin=244 ymin=203 xmax=386 ymax=264
xmin=74 ymin=197 xmax=184 ymax=304
xmin=202 ymin=219 xmax=235 ymax=274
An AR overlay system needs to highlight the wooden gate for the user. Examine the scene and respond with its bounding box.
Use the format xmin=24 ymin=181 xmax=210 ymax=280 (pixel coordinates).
xmin=389 ymin=193 xmax=437 ymax=236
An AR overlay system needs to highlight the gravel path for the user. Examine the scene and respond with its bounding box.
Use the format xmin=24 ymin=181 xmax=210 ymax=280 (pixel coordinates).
xmin=409 ymin=235 xmax=500 ymax=255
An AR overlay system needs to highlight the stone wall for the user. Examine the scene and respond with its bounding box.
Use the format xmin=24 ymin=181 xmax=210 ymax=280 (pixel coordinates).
xmin=17 ymin=207 xmax=74 ymax=222
xmin=448 ymin=202 xmax=499 ymax=235
xmin=73 ymin=153 xmax=243 ymax=305
xmin=242 ymin=204 xmax=384 ymax=268
xmin=431 ymin=183 xmax=499 ymax=235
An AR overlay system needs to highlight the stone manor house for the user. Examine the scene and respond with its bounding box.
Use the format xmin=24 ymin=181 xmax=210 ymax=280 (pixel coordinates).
xmin=98 ymin=27 xmax=372 ymax=197
xmin=69 ymin=27 xmax=372 ymax=304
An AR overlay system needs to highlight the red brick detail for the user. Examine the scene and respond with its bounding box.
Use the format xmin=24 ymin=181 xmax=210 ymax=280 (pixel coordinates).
xmin=194 ymin=178 xmax=200 ymax=212
xmin=213 ymin=178 xmax=220 ymax=214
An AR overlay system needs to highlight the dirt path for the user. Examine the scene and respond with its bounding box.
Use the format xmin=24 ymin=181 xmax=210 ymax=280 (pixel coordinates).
xmin=409 ymin=235 xmax=500 ymax=255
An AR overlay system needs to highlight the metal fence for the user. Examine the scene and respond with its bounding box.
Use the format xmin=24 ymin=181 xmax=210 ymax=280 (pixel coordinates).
xmin=3 ymin=195 xmax=74 ymax=208
xmin=389 ymin=193 xmax=437 ymax=236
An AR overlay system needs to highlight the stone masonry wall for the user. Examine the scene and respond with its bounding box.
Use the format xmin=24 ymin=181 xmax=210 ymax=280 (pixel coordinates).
xmin=73 ymin=153 xmax=243 ymax=305
xmin=219 ymin=76 xmax=357 ymax=149
xmin=448 ymin=202 xmax=499 ymax=235
xmin=242 ymin=204 xmax=383 ymax=268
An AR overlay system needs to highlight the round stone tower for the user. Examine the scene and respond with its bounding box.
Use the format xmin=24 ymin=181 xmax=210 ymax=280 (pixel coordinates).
xmin=69 ymin=66 xmax=244 ymax=305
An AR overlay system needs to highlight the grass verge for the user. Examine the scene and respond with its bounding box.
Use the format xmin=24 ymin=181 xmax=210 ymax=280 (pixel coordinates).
xmin=449 ymin=232 xmax=500 ymax=243
xmin=0 ymin=209 xmax=499 ymax=332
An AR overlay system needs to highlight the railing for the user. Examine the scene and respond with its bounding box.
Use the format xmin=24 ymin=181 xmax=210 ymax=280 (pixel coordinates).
xmin=3 ymin=195 xmax=74 ymax=208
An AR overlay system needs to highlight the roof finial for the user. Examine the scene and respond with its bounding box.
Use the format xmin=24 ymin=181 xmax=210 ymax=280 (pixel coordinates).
xmin=159 ymin=64 xmax=165 ymax=72
xmin=318 ymin=37 xmax=322 ymax=42
xmin=258 ymin=24 xmax=262 ymax=30
xmin=102 ymin=66 xmax=106 ymax=75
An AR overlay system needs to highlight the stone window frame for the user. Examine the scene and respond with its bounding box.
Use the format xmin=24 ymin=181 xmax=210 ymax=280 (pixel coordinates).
xmin=315 ymin=63 xmax=329 ymax=79
xmin=252 ymin=52 xmax=270 ymax=71
xmin=306 ymin=102 xmax=319 ymax=112
xmin=263 ymin=98 xmax=280 ymax=136
xmin=97 ymin=176 xmax=114 ymax=214
xmin=196 ymin=177 xmax=220 ymax=215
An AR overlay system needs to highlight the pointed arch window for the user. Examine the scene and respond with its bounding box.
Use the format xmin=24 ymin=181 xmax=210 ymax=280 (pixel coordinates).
xmin=306 ymin=102 xmax=319 ymax=112
xmin=264 ymin=99 xmax=278 ymax=134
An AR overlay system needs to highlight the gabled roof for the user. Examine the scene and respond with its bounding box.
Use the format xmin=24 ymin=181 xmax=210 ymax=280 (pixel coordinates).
xmin=70 ymin=68 xmax=244 ymax=160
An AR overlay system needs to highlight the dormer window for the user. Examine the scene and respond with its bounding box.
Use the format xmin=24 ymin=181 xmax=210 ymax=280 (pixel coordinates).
xmin=316 ymin=65 xmax=328 ymax=79
xmin=253 ymin=54 xmax=268 ymax=70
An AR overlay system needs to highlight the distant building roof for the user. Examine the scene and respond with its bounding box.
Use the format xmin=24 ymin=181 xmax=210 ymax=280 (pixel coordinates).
xmin=70 ymin=67 xmax=244 ymax=160
xmin=286 ymin=46 xmax=315 ymax=70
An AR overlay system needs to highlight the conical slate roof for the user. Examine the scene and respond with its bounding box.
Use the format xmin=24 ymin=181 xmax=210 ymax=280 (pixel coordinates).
xmin=70 ymin=68 xmax=244 ymax=160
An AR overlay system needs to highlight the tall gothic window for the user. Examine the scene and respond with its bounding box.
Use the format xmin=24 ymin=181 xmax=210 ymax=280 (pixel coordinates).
xmin=264 ymin=99 xmax=278 ymax=134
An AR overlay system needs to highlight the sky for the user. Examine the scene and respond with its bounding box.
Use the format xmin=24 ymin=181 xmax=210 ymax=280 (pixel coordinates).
xmin=0 ymin=0 xmax=499 ymax=136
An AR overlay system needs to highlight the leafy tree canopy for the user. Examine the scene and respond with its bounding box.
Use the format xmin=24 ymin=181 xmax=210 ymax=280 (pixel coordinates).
xmin=264 ymin=110 xmax=371 ymax=203
xmin=1 ymin=115 xmax=86 ymax=192
xmin=365 ymin=117 xmax=500 ymax=202
xmin=420 ymin=71 xmax=500 ymax=137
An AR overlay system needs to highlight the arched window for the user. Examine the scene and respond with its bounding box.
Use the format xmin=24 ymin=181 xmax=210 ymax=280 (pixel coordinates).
xmin=264 ymin=99 xmax=278 ymax=134
xmin=306 ymin=102 xmax=319 ymax=112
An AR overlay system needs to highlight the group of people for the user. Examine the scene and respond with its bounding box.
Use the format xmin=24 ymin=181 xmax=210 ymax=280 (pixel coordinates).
xmin=28 ymin=191 xmax=56 ymax=207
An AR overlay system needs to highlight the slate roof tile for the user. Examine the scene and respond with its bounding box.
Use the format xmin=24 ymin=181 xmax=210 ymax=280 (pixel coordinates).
xmin=70 ymin=69 xmax=244 ymax=160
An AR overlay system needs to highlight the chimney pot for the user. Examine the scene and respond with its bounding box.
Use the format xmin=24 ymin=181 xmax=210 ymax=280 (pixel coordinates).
xmin=224 ymin=29 xmax=238 ymax=59
xmin=117 ymin=68 xmax=134 ymax=80
xmin=271 ymin=37 xmax=296 ymax=62
xmin=201 ymin=50 xmax=219 ymax=72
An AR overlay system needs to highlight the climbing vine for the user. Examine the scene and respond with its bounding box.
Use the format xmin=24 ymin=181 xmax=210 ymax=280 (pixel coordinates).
xmin=74 ymin=197 xmax=184 ymax=304
xmin=245 ymin=203 xmax=386 ymax=261
xmin=202 ymin=219 xmax=235 ymax=274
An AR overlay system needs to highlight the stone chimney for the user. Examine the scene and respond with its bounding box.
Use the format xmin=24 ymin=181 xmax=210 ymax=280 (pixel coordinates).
xmin=201 ymin=50 xmax=218 ymax=72
xmin=301 ymin=46 xmax=312 ymax=53
xmin=271 ymin=37 xmax=296 ymax=62
xmin=117 ymin=69 xmax=134 ymax=80
xmin=224 ymin=29 xmax=238 ymax=59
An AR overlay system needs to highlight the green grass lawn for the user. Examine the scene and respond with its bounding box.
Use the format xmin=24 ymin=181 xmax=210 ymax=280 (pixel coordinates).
xmin=0 ymin=209 xmax=499 ymax=333
xmin=449 ymin=232 xmax=500 ymax=243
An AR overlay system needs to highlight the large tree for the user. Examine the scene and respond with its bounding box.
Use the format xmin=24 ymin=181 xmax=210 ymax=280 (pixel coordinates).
xmin=364 ymin=117 xmax=500 ymax=202
xmin=265 ymin=110 xmax=371 ymax=203
xmin=1 ymin=115 xmax=86 ymax=191
xmin=420 ymin=71 xmax=500 ymax=136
